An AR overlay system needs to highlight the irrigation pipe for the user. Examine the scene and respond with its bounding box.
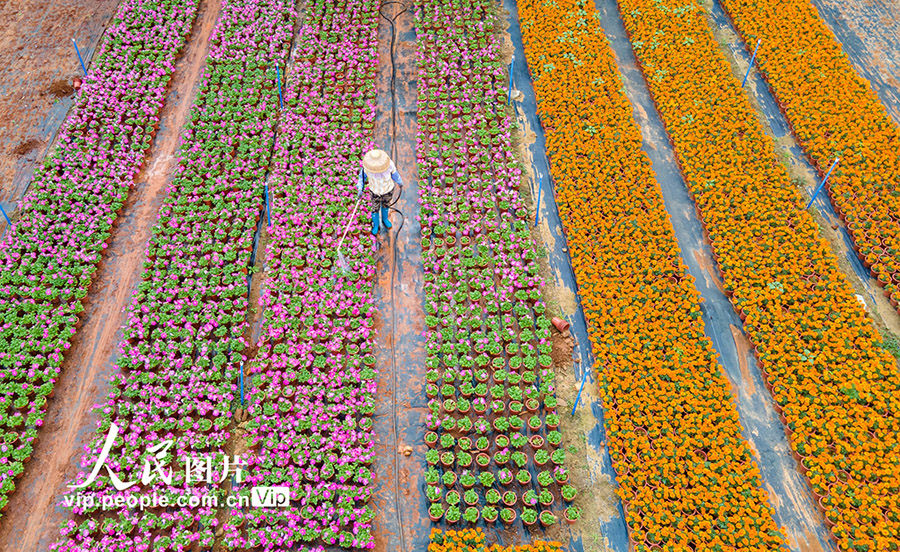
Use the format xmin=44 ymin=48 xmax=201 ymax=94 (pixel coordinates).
xmin=379 ymin=1 xmax=407 ymax=551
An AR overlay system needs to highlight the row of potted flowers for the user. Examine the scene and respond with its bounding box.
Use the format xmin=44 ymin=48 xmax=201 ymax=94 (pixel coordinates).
xmin=220 ymin=1 xmax=381 ymax=550
xmin=616 ymin=0 xmax=900 ymax=549
xmin=518 ymin=0 xmax=789 ymax=548
xmin=0 ymin=0 xmax=200 ymax=520
xmin=416 ymin=0 xmax=577 ymax=531
xmin=52 ymin=2 xmax=296 ymax=551
xmin=719 ymin=0 xmax=900 ymax=311
xmin=428 ymin=529 xmax=563 ymax=552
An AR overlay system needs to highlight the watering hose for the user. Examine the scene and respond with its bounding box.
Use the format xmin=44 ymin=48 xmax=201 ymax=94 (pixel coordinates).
xmin=379 ymin=2 xmax=407 ymax=552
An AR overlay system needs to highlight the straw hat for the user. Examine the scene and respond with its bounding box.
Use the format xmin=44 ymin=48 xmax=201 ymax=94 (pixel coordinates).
xmin=362 ymin=149 xmax=391 ymax=173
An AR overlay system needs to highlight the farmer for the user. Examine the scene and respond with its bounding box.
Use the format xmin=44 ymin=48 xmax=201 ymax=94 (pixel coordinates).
xmin=357 ymin=148 xmax=403 ymax=235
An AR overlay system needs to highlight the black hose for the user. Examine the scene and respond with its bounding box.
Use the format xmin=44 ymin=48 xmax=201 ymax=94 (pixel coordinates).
xmin=379 ymin=2 xmax=407 ymax=552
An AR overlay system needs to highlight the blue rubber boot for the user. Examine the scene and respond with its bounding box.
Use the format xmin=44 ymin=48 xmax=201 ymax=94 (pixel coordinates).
xmin=371 ymin=211 xmax=379 ymax=235
xmin=381 ymin=207 xmax=392 ymax=229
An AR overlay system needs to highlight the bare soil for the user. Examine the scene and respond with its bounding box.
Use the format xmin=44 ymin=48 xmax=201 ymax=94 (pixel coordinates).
xmin=0 ymin=1 xmax=222 ymax=549
xmin=47 ymin=80 xmax=75 ymax=98
xmin=0 ymin=0 xmax=120 ymax=201
xmin=11 ymin=137 xmax=41 ymax=156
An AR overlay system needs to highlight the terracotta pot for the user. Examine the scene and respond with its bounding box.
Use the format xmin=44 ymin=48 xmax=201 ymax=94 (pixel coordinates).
xmin=551 ymin=316 xmax=570 ymax=332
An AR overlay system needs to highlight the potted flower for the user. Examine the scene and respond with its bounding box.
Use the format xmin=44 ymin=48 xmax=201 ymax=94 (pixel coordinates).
xmin=523 ymin=489 xmax=538 ymax=507
xmin=426 ymin=485 xmax=442 ymax=503
xmin=445 ymin=505 xmax=461 ymax=524
xmin=464 ymin=489 xmax=479 ymax=507
xmin=539 ymin=511 xmax=557 ymax=527
xmin=425 ymin=431 xmax=439 ymax=448
xmin=516 ymin=469 xmax=532 ymax=486
xmin=498 ymin=468 xmax=514 ymax=485
xmin=564 ymin=505 xmax=581 ymax=525
xmin=463 ymin=506 xmax=479 ymax=525
xmin=501 ymin=508 xmax=517 ymax=525
xmin=442 ymin=471 xmax=457 ymax=488
xmin=479 ymin=471 xmax=496 ymax=488
xmin=457 ymin=451 xmax=473 ymax=468
xmin=544 ymin=395 xmax=558 ymax=413
xmin=510 ymin=433 xmax=527 ymax=449
xmin=509 ymin=415 xmax=525 ymax=431
xmin=537 ymin=471 xmax=554 ymax=488
xmin=521 ymin=507 xmax=538 ymax=527
xmin=426 ymin=449 xmax=440 ymax=466
xmin=547 ymin=430 xmax=562 ymax=448
xmin=482 ymin=505 xmax=498 ymax=524
xmin=492 ymin=416 xmax=509 ymax=433
xmin=476 ymin=453 xmax=491 ymax=468
xmin=553 ymin=466 xmax=569 ymax=484
xmin=527 ymin=414 xmax=542 ymax=432
xmin=546 ymin=413 xmax=560 ymax=430
xmin=551 ymin=448 xmax=566 ymax=466
xmin=460 ymin=472 xmax=476 ymax=489
xmin=511 ymin=451 xmax=528 ymax=468
xmin=494 ymin=449 xmax=510 ymax=465
xmin=539 ymin=490 xmax=554 ymax=507
xmin=457 ymin=416 xmax=473 ymax=434
xmin=534 ymin=449 xmax=550 ymax=466
xmin=440 ymin=434 xmax=455 ymax=449
xmin=562 ymin=484 xmax=578 ymax=502
xmin=429 ymin=503 xmax=444 ymax=522
xmin=425 ymin=467 xmax=441 ymax=486
xmin=529 ymin=434 xmax=545 ymax=449
xmin=485 ymin=488 xmax=501 ymax=505
xmin=502 ymin=490 xmax=517 ymax=507
xmin=446 ymin=490 xmax=461 ymax=507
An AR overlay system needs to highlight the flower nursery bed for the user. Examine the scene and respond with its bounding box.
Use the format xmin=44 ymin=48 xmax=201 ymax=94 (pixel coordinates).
xmin=50 ymin=1 xmax=295 ymax=550
xmin=717 ymin=0 xmax=900 ymax=316
xmin=416 ymin=0 xmax=576 ymax=532
xmin=517 ymin=0 xmax=787 ymax=548
xmin=428 ymin=528 xmax=563 ymax=552
xmin=0 ymin=0 xmax=199 ymax=520
xmin=615 ymin=0 xmax=900 ymax=549
xmin=219 ymin=0 xmax=381 ymax=550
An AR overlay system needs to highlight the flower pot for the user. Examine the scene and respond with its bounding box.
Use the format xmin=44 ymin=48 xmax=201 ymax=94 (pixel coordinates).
xmin=551 ymin=317 xmax=570 ymax=332
xmin=501 ymin=509 xmax=517 ymax=525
